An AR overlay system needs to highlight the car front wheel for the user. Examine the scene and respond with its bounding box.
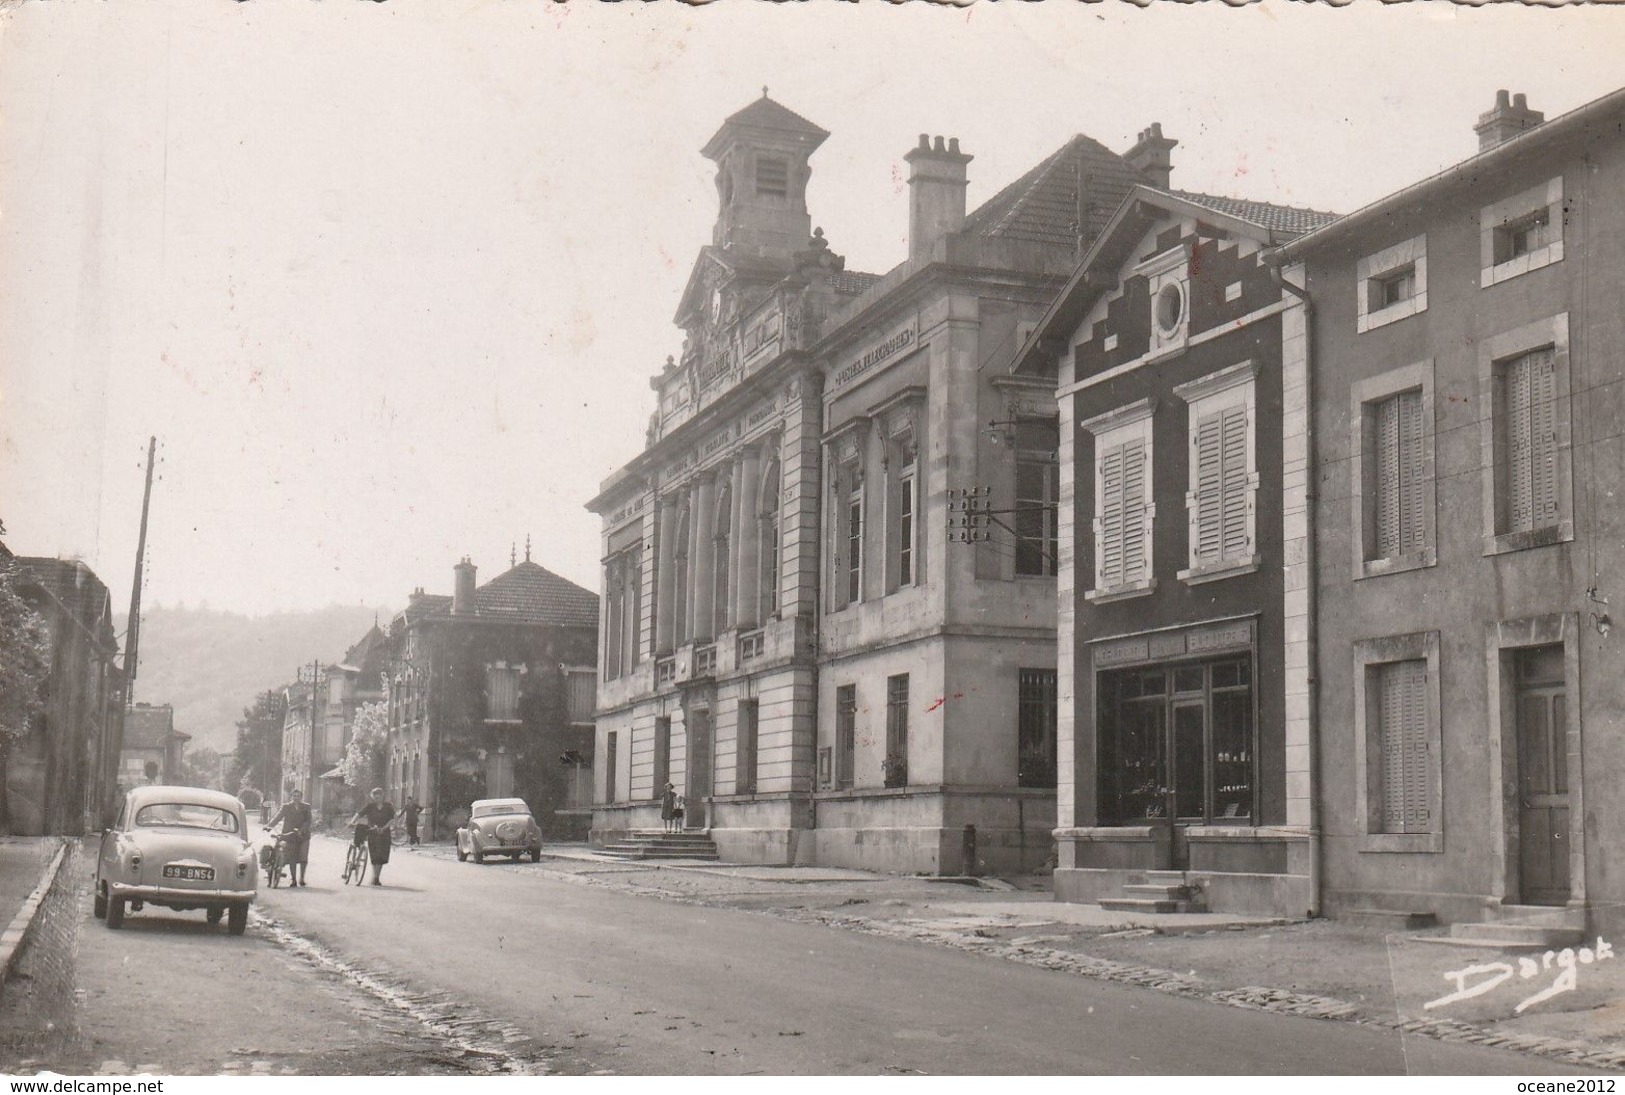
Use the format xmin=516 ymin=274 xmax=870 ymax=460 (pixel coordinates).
xmin=93 ymin=884 xmax=107 ymax=919
xmin=227 ymin=904 xmax=247 ymax=936
xmin=530 ymin=848 xmax=541 ymax=863
xmin=106 ymin=896 xmax=125 ymax=929
xmin=456 ymin=836 xmax=468 ymax=862
xmin=473 ymin=848 xmax=485 ymax=864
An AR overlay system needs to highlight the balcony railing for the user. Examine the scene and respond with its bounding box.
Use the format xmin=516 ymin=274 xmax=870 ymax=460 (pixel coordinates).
xmin=693 ymin=643 xmax=718 ymax=677
xmin=738 ymin=629 xmax=765 ymax=662
xmin=655 ymin=657 xmax=677 ymax=686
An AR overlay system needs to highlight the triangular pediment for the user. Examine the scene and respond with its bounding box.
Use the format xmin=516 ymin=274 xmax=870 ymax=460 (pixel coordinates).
xmin=673 ymin=246 xmax=794 ymax=329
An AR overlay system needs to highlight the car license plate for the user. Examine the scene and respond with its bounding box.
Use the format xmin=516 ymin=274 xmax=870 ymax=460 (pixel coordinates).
xmin=163 ymin=865 xmax=214 ymax=881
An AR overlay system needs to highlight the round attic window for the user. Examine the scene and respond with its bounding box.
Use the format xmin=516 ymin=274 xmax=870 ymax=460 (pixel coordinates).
xmin=1155 ymin=282 xmax=1185 ymax=336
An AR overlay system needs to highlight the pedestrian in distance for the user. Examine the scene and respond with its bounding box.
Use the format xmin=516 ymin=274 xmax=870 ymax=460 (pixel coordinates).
xmin=266 ymin=788 xmax=313 ymax=886
xmin=349 ymin=787 xmax=397 ymax=885
xmin=403 ymin=797 xmax=422 ymax=846
xmin=660 ymin=782 xmax=678 ymax=834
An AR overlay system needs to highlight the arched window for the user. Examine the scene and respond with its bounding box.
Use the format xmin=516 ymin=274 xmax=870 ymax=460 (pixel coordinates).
xmin=713 ymin=484 xmax=732 ymax=636
xmin=758 ymin=455 xmax=781 ymax=618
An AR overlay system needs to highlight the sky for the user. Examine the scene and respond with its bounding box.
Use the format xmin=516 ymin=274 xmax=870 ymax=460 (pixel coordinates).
xmin=2 ymin=0 xmax=1622 ymax=618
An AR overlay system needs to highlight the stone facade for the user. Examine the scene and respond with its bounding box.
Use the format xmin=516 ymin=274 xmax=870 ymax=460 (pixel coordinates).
xmin=590 ymin=95 xmax=1164 ymax=874
xmin=382 ymin=558 xmax=598 ymax=840
xmin=1281 ymin=87 xmax=1625 ymax=934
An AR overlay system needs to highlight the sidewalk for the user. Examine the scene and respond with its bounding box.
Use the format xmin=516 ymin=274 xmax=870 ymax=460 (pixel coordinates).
xmin=445 ymin=842 xmax=1625 ymax=1070
xmin=0 ymin=839 xmax=63 ymax=936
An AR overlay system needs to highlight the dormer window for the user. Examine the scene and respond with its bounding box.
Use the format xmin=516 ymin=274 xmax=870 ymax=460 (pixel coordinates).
xmin=755 ymin=156 xmax=789 ymax=197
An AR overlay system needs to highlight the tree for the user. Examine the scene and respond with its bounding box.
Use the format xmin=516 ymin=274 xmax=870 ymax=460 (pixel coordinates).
xmin=179 ymin=744 xmax=224 ymax=791
xmin=338 ymin=701 xmax=387 ymax=791
xmin=230 ymin=690 xmax=286 ymax=797
xmin=0 ymin=556 xmax=50 ymax=835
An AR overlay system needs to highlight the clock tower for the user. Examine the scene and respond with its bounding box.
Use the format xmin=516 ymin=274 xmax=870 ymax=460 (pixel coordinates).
xmin=701 ymin=92 xmax=828 ymax=260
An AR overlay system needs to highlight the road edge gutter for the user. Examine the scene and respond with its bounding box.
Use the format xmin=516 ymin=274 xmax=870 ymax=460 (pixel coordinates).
xmin=0 ymin=839 xmax=71 ymax=995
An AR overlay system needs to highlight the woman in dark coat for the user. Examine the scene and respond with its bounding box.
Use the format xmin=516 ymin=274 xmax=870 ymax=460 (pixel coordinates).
xmin=350 ymin=787 xmax=396 ymax=885
xmin=659 ymin=782 xmax=678 ymax=834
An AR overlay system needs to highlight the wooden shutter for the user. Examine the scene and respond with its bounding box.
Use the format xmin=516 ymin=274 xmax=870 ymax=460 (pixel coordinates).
xmin=1098 ymin=443 xmax=1125 ymax=586
xmin=1098 ymin=438 xmax=1146 ymax=587
xmin=1378 ymin=660 xmax=1429 ymax=834
xmin=1506 ymin=356 xmax=1536 ymax=533
xmin=487 ymin=667 xmax=520 ymax=721
xmin=1375 ymin=391 xmax=1425 ymax=557
xmin=1219 ymin=405 xmax=1250 ymax=558
xmin=1527 ymin=349 xmax=1560 ymax=527
xmin=1193 ymin=414 xmax=1224 ymax=563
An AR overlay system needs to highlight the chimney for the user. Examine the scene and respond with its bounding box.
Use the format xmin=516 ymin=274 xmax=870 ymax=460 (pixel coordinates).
xmin=452 ymin=557 xmax=477 ymax=615
xmin=1475 ymin=90 xmax=1544 ymax=152
xmin=905 ymin=134 xmax=973 ymax=262
xmin=1125 ymin=123 xmax=1178 ymax=190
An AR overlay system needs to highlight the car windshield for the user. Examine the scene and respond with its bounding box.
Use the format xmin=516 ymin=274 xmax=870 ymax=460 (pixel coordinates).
xmin=471 ymin=804 xmax=528 ymax=819
xmin=134 ymin=803 xmax=239 ymax=832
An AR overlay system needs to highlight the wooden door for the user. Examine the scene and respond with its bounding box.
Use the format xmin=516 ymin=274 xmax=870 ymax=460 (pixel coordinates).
xmin=1516 ymin=647 xmax=1569 ymax=906
xmin=686 ymin=708 xmax=712 ymax=829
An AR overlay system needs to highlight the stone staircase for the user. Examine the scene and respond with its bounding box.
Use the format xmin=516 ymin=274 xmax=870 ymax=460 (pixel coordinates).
xmin=1099 ymin=874 xmax=1207 ymax=914
xmin=599 ymin=830 xmax=721 ymax=862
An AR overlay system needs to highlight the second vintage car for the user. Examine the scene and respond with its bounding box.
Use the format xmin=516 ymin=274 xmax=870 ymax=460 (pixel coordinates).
xmin=455 ymin=798 xmax=543 ymax=863
xmin=95 ymin=785 xmax=258 ymax=934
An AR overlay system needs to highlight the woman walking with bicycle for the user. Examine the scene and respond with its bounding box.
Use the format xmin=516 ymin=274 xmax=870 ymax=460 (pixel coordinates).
xmin=349 ymin=787 xmax=396 ymax=886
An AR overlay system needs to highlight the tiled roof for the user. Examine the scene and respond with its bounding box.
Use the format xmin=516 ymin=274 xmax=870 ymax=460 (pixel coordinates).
xmin=445 ymin=561 xmax=600 ymax=629
xmin=1170 ymin=190 xmax=1340 ymax=236
xmin=961 ymin=134 xmax=1148 ymax=249
xmin=123 ymin=705 xmax=174 ymax=749
xmin=341 ymin=624 xmax=389 ymax=674
xmin=402 ymin=594 xmax=451 ymax=623
xmin=830 ymin=270 xmax=882 ymax=296
xmin=719 ymin=96 xmax=829 ymax=140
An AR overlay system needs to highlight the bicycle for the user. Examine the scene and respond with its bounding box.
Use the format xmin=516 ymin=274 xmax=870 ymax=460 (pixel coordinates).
xmin=389 ymin=819 xmax=409 ymax=847
xmin=262 ymin=828 xmax=304 ymax=888
xmin=341 ymin=829 xmax=368 ymax=886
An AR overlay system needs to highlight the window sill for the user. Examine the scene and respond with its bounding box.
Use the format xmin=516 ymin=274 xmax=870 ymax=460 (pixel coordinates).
xmin=1357 ymin=294 xmax=1427 ymax=334
xmin=1359 ymin=832 xmax=1444 ymax=854
xmin=482 ymin=718 xmax=522 ymax=726
xmin=1483 ymin=522 xmax=1573 ymax=557
xmin=1354 ymin=547 xmax=1437 ymax=581
xmin=1178 ymin=555 xmax=1261 ymax=586
xmin=1481 ymin=240 xmax=1562 ymax=288
xmin=1085 ymin=579 xmax=1157 ymax=604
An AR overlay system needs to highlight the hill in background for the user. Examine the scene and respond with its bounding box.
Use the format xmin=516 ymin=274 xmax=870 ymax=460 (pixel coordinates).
xmin=116 ymin=604 xmax=393 ymax=752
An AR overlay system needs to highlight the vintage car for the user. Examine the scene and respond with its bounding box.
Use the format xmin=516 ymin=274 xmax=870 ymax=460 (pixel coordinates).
xmin=455 ymin=798 xmax=543 ymax=863
xmin=95 ymin=785 xmax=258 ymax=934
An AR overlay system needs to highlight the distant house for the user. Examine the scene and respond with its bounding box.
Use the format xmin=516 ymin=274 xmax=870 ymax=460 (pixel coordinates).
xmin=280 ymin=625 xmax=391 ymax=819
xmin=4 ymin=553 xmax=124 ymax=835
xmin=383 ymin=555 xmax=598 ymax=839
xmin=121 ymin=702 xmax=188 ymax=787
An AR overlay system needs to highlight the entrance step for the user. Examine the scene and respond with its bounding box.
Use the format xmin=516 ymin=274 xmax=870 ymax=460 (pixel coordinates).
xmin=1448 ymin=921 xmax=1586 ymax=949
xmin=599 ymin=831 xmax=721 ymax=861
xmin=1100 ymin=881 xmax=1207 ymax=915
xmin=1343 ymin=908 xmax=1439 ymax=931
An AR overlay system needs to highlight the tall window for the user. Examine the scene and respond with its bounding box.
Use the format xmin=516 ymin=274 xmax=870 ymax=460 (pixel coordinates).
xmin=834 ymin=685 xmax=856 ymax=789
xmin=884 ymin=674 xmax=909 ymax=788
xmin=1018 ymin=668 xmax=1058 ymax=788
xmin=1376 ymin=659 xmax=1430 ymax=836
xmin=846 ymin=485 xmax=864 ymax=605
xmin=486 ymin=666 xmax=520 ymax=722
xmin=896 ymin=470 xmax=915 ymax=586
xmin=604 ymin=732 xmax=618 ymax=804
xmin=1175 ymin=363 xmax=1258 ymax=580
xmin=603 ymin=544 xmax=642 ymax=680
xmin=1014 ymin=419 xmax=1059 ymax=577
xmin=713 ymin=484 xmax=732 ymax=636
xmin=758 ymin=456 xmax=781 ymax=618
xmin=736 ymin=699 xmax=758 ymax=795
xmin=1498 ymin=347 xmax=1560 ymax=535
xmin=565 ymin=669 xmax=596 ymax=725
xmin=672 ymin=507 xmax=691 ymax=644
xmin=1082 ymin=400 xmax=1154 ymax=600
xmin=1372 ymin=391 xmax=1427 ymax=559
xmin=653 ymin=716 xmax=672 ymax=795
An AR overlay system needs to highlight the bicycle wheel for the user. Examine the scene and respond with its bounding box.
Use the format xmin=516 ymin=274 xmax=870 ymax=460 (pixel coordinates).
xmin=390 ymin=824 xmax=408 ymax=848
xmin=269 ymin=846 xmax=284 ymax=888
xmin=348 ymin=843 xmax=367 ymax=886
xmin=340 ymin=844 xmax=355 ymax=884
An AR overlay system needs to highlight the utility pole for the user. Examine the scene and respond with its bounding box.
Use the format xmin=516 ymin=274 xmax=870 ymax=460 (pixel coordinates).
xmin=124 ymin=436 xmax=157 ymax=692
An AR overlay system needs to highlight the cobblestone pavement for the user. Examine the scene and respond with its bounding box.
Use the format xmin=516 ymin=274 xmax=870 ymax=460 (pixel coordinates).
xmin=415 ymin=843 xmax=1625 ymax=1072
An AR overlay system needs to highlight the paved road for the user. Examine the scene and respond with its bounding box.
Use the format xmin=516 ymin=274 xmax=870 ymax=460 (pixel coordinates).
xmin=249 ymin=829 xmax=1596 ymax=1076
